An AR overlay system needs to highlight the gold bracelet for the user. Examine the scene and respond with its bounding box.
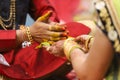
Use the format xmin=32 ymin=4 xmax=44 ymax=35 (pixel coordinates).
xmin=67 ymin=45 xmax=81 ymax=61
xmin=19 ymin=25 xmax=27 ymax=40
xmin=26 ymin=27 xmax=33 ymax=44
xmin=85 ymin=36 xmax=93 ymax=51
xmin=63 ymin=37 xmax=82 ymax=60
xmin=64 ymin=37 xmax=74 ymax=46
xmin=63 ymin=37 xmax=84 ymax=61
xmin=64 ymin=37 xmax=74 ymax=60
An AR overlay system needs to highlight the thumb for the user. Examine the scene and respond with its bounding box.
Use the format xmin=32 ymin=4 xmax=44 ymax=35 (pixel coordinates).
xmin=36 ymin=11 xmax=53 ymax=22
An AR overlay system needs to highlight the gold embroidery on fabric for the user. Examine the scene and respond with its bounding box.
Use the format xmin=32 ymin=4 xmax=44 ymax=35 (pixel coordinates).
xmin=95 ymin=0 xmax=120 ymax=53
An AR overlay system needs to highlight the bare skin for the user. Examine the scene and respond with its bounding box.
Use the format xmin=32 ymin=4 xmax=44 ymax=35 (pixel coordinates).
xmin=16 ymin=21 xmax=67 ymax=45
xmin=47 ymin=28 xmax=114 ymax=80
xmin=0 ymin=21 xmax=67 ymax=52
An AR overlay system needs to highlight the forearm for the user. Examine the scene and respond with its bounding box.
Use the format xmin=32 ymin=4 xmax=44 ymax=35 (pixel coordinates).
xmin=16 ymin=29 xmax=29 ymax=47
xmin=70 ymin=29 xmax=114 ymax=80
xmin=70 ymin=48 xmax=89 ymax=79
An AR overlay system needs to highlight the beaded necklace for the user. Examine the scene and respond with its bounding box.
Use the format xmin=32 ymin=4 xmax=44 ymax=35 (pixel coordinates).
xmin=0 ymin=0 xmax=16 ymax=30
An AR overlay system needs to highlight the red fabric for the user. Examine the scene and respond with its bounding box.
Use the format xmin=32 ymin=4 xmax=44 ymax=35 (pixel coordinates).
xmin=66 ymin=22 xmax=91 ymax=37
xmin=0 ymin=30 xmax=16 ymax=49
xmin=30 ymin=0 xmax=59 ymax=22
xmin=1 ymin=44 xmax=66 ymax=79
xmin=0 ymin=22 xmax=90 ymax=79
xmin=49 ymin=0 xmax=81 ymax=22
xmin=0 ymin=1 xmax=90 ymax=79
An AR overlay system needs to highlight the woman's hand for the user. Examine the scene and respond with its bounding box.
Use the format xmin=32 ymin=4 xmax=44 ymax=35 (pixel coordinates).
xmin=75 ymin=35 xmax=94 ymax=52
xmin=46 ymin=37 xmax=82 ymax=60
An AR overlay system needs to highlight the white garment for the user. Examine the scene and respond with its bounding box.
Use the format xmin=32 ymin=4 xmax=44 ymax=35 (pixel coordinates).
xmin=0 ymin=54 xmax=10 ymax=66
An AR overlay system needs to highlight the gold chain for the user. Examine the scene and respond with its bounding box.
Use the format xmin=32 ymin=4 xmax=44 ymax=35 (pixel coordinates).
xmin=0 ymin=0 xmax=16 ymax=30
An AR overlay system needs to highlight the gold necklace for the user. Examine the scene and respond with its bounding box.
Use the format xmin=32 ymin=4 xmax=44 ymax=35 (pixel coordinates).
xmin=0 ymin=0 xmax=16 ymax=30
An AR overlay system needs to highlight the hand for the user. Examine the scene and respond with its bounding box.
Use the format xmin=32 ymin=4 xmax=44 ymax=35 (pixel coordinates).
xmin=47 ymin=37 xmax=81 ymax=60
xmin=46 ymin=40 xmax=65 ymax=57
xmin=75 ymin=35 xmax=94 ymax=52
xmin=29 ymin=21 xmax=68 ymax=43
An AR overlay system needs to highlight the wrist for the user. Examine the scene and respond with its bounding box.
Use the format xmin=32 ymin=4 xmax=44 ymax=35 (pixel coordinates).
xmin=16 ymin=25 xmax=34 ymax=48
xmin=16 ymin=30 xmax=24 ymax=45
xmin=19 ymin=25 xmax=34 ymax=43
xmin=63 ymin=37 xmax=81 ymax=60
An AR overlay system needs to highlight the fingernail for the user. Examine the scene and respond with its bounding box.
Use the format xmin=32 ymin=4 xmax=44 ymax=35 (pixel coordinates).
xmin=61 ymin=27 xmax=66 ymax=30
xmin=61 ymin=33 xmax=68 ymax=37
xmin=60 ymin=24 xmax=67 ymax=30
xmin=66 ymin=30 xmax=69 ymax=34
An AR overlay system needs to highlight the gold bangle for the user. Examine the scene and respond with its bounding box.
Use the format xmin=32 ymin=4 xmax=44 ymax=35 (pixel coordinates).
xmin=67 ymin=45 xmax=81 ymax=61
xmin=64 ymin=37 xmax=86 ymax=60
xmin=64 ymin=37 xmax=74 ymax=47
xmin=26 ymin=27 xmax=33 ymax=44
xmin=18 ymin=25 xmax=28 ymax=43
xmin=64 ymin=37 xmax=74 ymax=60
xmin=85 ymin=36 xmax=93 ymax=51
xmin=64 ymin=37 xmax=82 ymax=60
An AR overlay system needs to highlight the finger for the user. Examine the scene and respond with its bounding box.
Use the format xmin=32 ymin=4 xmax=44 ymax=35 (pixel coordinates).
xmin=33 ymin=35 xmax=50 ymax=43
xmin=49 ymin=37 xmax=67 ymax=41
xmin=46 ymin=46 xmax=51 ymax=52
xmin=49 ymin=24 xmax=67 ymax=31
xmin=75 ymin=35 xmax=88 ymax=43
xmin=75 ymin=36 xmax=84 ymax=43
xmin=49 ymin=31 xmax=68 ymax=37
xmin=34 ymin=34 xmax=67 ymax=42
xmin=46 ymin=46 xmax=54 ymax=54
xmin=37 ymin=11 xmax=52 ymax=22
xmin=49 ymin=21 xmax=58 ymax=25
xmin=50 ymin=37 xmax=60 ymax=41
xmin=47 ymin=46 xmax=57 ymax=54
